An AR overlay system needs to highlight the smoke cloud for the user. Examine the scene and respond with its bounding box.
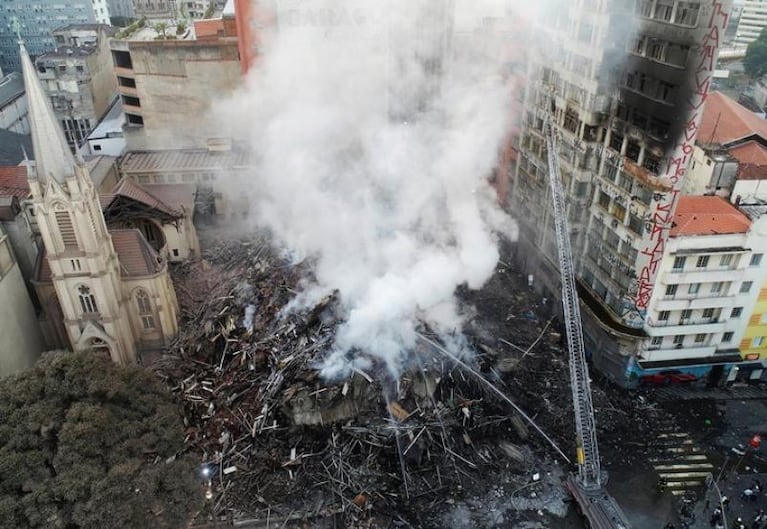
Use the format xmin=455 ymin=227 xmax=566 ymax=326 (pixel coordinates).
xmin=216 ymin=0 xmax=524 ymax=378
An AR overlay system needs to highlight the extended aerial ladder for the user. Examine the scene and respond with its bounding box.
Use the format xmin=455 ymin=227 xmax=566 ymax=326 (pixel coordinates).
xmin=543 ymin=122 xmax=632 ymax=529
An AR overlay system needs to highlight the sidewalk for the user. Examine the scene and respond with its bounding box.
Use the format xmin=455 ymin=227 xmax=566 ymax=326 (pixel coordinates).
xmin=686 ymin=472 xmax=767 ymax=528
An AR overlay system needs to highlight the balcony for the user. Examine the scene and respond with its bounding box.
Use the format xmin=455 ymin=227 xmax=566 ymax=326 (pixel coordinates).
xmin=645 ymin=320 xmax=725 ymax=335
xmin=664 ymin=268 xmax=743 ymax=284
xmin=641 ymin=345 xmax=717 ymax=363
xmin=654 ymin=296 xmax=735 ymax=311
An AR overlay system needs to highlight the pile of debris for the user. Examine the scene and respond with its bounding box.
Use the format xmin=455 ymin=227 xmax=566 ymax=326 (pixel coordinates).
xmin=155 ymin=235 xmax=670 ymax=527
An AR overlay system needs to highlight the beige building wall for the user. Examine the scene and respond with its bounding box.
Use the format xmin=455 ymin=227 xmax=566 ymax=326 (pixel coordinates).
xmin=0 ymin=233 xmax=43 ymax=376
xmin=87 ymin=31 xmax=119 ymax=120
xmin=128 ymin=40 xmax=241 ymax=150
xmin=161 ymin=217 xmax=198 ymax=261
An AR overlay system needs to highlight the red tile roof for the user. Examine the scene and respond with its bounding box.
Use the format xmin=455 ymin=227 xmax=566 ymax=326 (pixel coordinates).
xmin=34 ymin=229 xmax=164 ymax=282
xmin=142 ymin=183 xmax=195 ymax=213
xmin=699 ymin=92 xmax=767 ymax=146
xmin=101 ymin=178 xmax=181 ymax=218
xmin=729 ymin=141 xmax=767 ymax=180
xmin=110 ymin=229 xmax=164 ymax=276
xmin=671 ymin=196 xmax=751 ymax=237
xmin=0 ymin=165 xmax=30 ymax=199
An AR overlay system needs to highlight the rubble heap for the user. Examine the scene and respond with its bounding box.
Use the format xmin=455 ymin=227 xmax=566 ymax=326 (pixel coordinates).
xmin=155 ymin=235 xmax=671 ymax=528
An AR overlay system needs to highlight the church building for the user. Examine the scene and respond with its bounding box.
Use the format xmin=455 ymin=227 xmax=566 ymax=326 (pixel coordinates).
xmin=20 ymin=43 xmax=179 ymax=365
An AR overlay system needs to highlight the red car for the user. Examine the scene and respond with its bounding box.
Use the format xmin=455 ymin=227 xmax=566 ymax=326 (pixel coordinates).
xmin=639 ymin=370 xmax=697 ymax=386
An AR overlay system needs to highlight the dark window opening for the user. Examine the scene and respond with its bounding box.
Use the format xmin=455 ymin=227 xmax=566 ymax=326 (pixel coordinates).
xmin=126 ymin=113 xmax=144 ymax=125
xmin=122 ymin=95 xmax=141 ymax=107
xmin=117 ymin=76 xmax=136 ymax=88
xmin=626 ymin=141 xmax=640 ymax=163
xmin=112 ymin=50 xmax=133 ymax=69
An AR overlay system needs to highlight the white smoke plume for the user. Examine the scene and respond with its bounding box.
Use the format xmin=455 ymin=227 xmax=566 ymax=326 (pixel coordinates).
xmin=216 ymin=0 xmax=527 ymax=379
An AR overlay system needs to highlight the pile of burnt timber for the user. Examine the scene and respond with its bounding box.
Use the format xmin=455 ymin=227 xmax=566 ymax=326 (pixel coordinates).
xmin=156 ymin=236 xmax=669 ymax=528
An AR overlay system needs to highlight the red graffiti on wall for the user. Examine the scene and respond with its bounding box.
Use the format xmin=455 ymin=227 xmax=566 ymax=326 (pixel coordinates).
xmin=632 ymin=1 xmax=728 ymax=311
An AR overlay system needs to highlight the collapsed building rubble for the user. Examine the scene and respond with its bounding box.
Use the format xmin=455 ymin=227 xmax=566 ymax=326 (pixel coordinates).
xmin=154 ymin=235 xmax=674 ymax=528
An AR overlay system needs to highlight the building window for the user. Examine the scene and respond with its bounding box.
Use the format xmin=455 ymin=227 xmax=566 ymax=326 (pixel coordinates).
xmin=732 ymin=307 xmax=743 ymax=318
xmin=740 ymin=281 xmax=753 ymax=294
xmin=598 ymin=191 xmax=610 ymax=210
xmin=674 ymin=2 xmax=700 ymax=25
xmin=695 ymin=333 xmax=706 ymax=343
xmin=628 ymin=213 xmax=644 ymax=235
xmin=696 ymin=255 xmax=709 ymax=268
xmin=681 ymin=309 xmax=692 ymax=322
xmin=723 ymin=332 xmax=734 ymax=343
xmin=78 ymin=285 xmax=98 ymax=314
xmin=688 ymin=283 xmax=700 ymax=295
xmin=651 ymin=336 xmax=663 ymax=346
xmin=751 ymin=254 xmax=763 ymax=267
xmin=753 ymin=337 xmax=764 ymax=348
xmin=672 ymin=256 xmax=686 ymax=271
xmin=711 ymin=282 xmax=724 ymax=294
xmin=666 ymin=284 xmax=677 ymax=296
xmin=703 ymin=308 xmax=715 ymax=319
xmin=658 ymin=310 xmax=670 ymax=321
xmin=673 ymin=335 xmax=684 ymax=345
xmin=720 ymin=254 xmax=733 ymax=267
xmin=136 ymin=289 xmax=155 ymax=330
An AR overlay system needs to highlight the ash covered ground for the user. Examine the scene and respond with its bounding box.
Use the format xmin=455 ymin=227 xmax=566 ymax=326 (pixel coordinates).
xmin=155 ymin=233 xmax=673 ymax=528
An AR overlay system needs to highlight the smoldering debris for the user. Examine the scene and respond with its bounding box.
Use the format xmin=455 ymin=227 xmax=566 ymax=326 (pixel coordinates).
xmin=155 ymin=234 xmax=673 ymax=528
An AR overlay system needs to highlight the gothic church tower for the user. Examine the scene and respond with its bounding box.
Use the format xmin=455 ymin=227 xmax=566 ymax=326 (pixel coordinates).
xmin=21 ymin=43 xmax=137 ymax=364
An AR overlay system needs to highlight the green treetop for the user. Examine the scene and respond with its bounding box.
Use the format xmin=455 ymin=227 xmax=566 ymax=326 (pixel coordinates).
xmin=0 ymin=351 xmax=201 ymax=529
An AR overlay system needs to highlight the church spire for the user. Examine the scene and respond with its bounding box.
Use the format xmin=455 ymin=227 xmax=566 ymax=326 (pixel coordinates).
xmin=19 ymin=42 xmax=76 ymax=184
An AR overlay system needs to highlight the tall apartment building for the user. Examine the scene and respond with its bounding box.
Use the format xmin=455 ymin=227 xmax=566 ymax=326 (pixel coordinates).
xmin=736 ymin=0 xmax=767 ymax=45
xmin=511 ymin=0 xmax=731 ymax=386
xmin=35 ymin=25 xmax=117 ymax=150
xmin=0 ymin=1 xmax=109 ymax=74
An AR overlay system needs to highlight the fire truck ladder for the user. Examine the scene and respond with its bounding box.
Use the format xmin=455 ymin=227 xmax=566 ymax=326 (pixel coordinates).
xmin=544 ymin=122 xmax=632 ymax=529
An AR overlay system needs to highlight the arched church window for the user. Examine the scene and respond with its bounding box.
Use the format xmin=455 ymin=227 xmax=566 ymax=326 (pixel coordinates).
xmin=136 ymin=289 xmax=155 ymax=330
xmin=78 ymin=285 xmax=98 ymax=314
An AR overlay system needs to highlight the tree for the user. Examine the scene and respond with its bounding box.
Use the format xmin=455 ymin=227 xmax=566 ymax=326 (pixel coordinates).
xmin=154 ymin=22 xmax=169 ymax=39
xmin=744 ymin=28 xmax=767 ymax=78
xmin=0 ymin=351 xmax=202 ymax=529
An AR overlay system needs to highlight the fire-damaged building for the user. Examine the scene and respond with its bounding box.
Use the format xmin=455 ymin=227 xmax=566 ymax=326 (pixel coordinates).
xmin=510 ymin=0 xmax=733 ymax=387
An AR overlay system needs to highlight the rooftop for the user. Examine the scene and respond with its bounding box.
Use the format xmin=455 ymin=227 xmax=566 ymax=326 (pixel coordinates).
xmin=0 ymin=72 xmax=25 ymax=107
xmin=729 ymin=141 xmax=767 ymax=179
xmin=119 ymin=149 xmax=250 ymax=173
xmin=0 ymin=165 xmax=30 ymax=200
xmin=671 ymin=195 xmax=751 ymax=237
xmin=100 ymin=177 xmax=182 ymax=218
xmin=0 ymin=129 xmax=33 ymax=166
xmin=698 ymin=91 xmax=767 ymax=147
xmin=37 ymin=45 xmax=96 ymax=60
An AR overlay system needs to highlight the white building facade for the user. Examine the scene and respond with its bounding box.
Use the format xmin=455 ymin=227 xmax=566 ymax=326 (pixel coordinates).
xmin=637 ymin=196 xmax=767 ymax=385
xmin=736 ymin=0 xmax=767 ymax=45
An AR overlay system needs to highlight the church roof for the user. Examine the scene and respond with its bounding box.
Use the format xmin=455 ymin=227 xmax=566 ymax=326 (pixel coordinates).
xmin=143 ymin=183 xmax=196 ymax=213
xmin=34 ymin=228 xmax=165 ymax=282
xmin=100 ymin=177 xmax=182 ymax=218
xmin=110 ymin=229 xmax=165 ymax=276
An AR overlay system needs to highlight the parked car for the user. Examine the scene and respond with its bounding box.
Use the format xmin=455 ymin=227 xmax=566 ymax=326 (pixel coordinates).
xmin=639 ymin=370 xmax=697 ymax=386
